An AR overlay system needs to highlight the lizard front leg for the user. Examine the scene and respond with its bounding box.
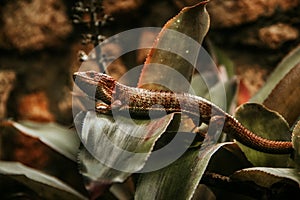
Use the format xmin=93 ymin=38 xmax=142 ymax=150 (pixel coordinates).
xmin=95 ymin=100 xmax=125 ymax=115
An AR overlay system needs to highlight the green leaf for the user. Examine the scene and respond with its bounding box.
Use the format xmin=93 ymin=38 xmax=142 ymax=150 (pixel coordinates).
xmin=207 ymin=42 xmax=235 ymax=78
xmin=138 ymin=1 xmax=210 ymax=92
xmin=135 ymin=142 xmax=234 ymax=200
xmin=204 ymin=77 xmax=238 ymax=112
xmin=251 ymin=45 xmax=300 ymax=111
xmin=191 ymin=185 xmax=217 ymax=200
xmin=292 ymin=120 xmax=300 ymax=167
xmin=231 ymin=167 xmax=300 ymax=188
xmin=190 ymin=72 xmax=238 ymax=113
xmin=262 ymin=63 xmax=300 ymax=125
xmin=75 ymin=111 xmax=174 ymax=183
xmin=234 ymin=103 xmax=291 ymax=167
xmin=206 ymin=143 xmax=252 ymax=176
xmin=0 ymin=161 xmax=87 ymax=200
xmin=11 ymin=121 xmax=80 ymax=161
xmin=190 ymin=73 xmax=210 ymax=97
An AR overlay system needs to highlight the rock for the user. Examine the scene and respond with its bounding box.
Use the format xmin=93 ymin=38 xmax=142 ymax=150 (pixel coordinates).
xmin=0 ymin=0 xmax=72 ymax=51
xmin=207 ymin=0 xmax=300 ymax=28
xmin=258 ymin=23 xmax=299 ymax=49
xmin=103 ymin=0 xmax=144 ymax=15
xmin=0 ymin=70 xmax=15 ymax=119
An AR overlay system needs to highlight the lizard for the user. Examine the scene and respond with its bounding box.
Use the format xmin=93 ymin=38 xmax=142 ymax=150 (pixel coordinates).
xmin=73 ymin=71 xmax=293 ymax=154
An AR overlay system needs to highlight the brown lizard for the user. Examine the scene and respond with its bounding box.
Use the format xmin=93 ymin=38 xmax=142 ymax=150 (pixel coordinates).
xmin=73 ymin=71 xmax=293 ymax=154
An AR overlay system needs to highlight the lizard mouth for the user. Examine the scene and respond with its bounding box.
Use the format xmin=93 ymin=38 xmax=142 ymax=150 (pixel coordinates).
xmin=73 ymin=71 xmax=98 ymax=99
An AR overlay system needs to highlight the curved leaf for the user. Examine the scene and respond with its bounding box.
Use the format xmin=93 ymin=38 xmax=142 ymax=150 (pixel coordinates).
xmin=138 ymin=1 xmax=210 ymax=92
xmin=263 ymin=63 xmax=300 ymax=125
xmin=251 ymin=44 xmax=300 ymax=104
xmin=11 ymin=121 xmax=80 ymax=161
xmin=206 ymin=143 xmax=253 ymax=175
xmin=292 ymin=120 xmax=300 ymax=167
xmin=204 ymin=77 xmax=238 ymax=112
xmin=250 ymin=45 xmax=300 ymax=125
xmin=75 ymin=111 xmax=174 ymax=184
xmin=135 ymin=142 xmax=235 ymax=200
xmin=207 ymin=42 xmax=235 ymax=78
xmin=0 ymin=161 xmax=87 ymax=200
xmin=231 ymin=167 xmax=300 ymax=188
xmin=235 ymin=103 xmax=291 ymax=167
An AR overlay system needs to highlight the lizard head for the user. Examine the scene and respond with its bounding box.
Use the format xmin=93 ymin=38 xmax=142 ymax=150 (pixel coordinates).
xmin=73 ymin=71 xmax=116 ymax=104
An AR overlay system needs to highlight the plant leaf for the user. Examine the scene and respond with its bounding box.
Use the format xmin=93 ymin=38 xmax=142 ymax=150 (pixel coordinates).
xmin=190 ymin=73 xmax=210 ymax=97
xmin=234 ymin=103 xmax=291 ymax=167
xmin=231 ymin=167 xmax=300 ymax=188
xmin=11 ymin=121 xmax=80 ymax=161
xmin=204 ymin=78 xmax=238 ymax=112
xmin=0 ymin=161 xmax=87 ymax=200
xmin=206 ymin=143 xmax=253 ymax=175
xmin=190 ymin=74 xmax=238 ymax=112
xmin=75 ymin=111 xmax=174 ymax=184
xmin=262 ymin=63 xmax=300 ymax=125
xmin=135 ymin=142 xmax=235 ymax=200
xmin=138 ymin=1 xmax=210 ymax=92
xmin=207 ymin=42 xmax=235 ymax=78
xmin=250 ymin=45 xmax=300 ymax=125
xmin=251 ymin=44 xmax=300 ymax=103
xmin=292 ymin=120 xmax=300 ymax=167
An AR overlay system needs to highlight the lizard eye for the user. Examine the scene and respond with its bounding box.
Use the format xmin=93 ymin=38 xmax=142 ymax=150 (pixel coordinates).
xmin=86 ymin=71 xmax=100 ymax=81
xmin=87 ymin=71 xmax=95 ymax=78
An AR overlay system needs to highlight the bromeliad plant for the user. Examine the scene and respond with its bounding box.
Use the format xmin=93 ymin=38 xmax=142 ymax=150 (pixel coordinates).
xmin=74 ymin=1 xmax=300 ymax=199
xmin=0 ymin=1 xmax=299 ymax=199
